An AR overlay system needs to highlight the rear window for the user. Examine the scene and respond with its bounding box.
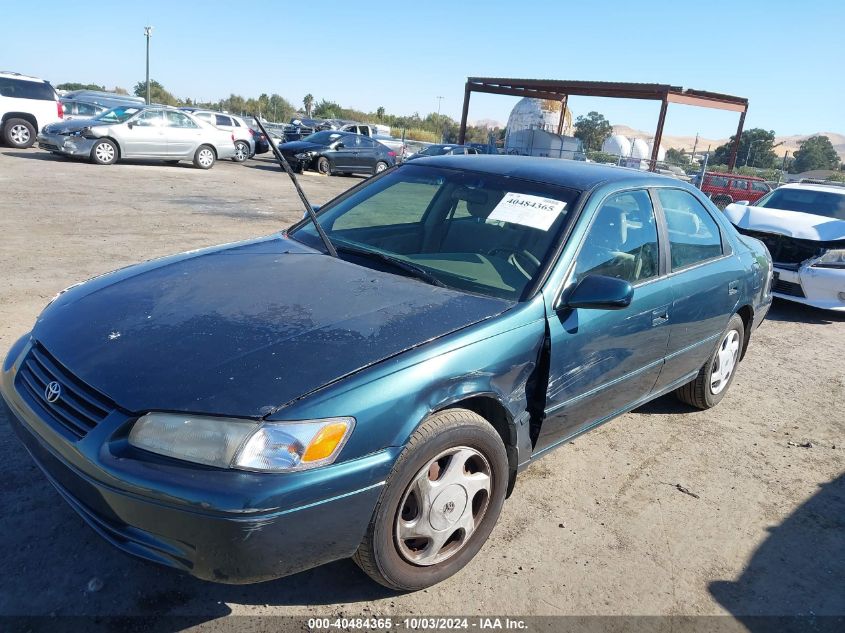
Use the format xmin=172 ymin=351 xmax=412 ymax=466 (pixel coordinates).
xmin=0 ymin=77 xmax=56 ymax=100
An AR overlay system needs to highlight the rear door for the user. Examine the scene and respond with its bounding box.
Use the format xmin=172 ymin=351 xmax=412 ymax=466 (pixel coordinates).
xmin=651 ymin=187 xmax=738 ymax=391
xmin=164 ymin=110 xmax=204 ymax=157
xmin=537 ymin=189 xmax=672 ymax=452
xmin=729 ymin=178 xmax=750 ymax=202
xmin=357 ymin=136 xmax=379 ymax=172
xmin=330 ymin=134 xmax=361 ymax=170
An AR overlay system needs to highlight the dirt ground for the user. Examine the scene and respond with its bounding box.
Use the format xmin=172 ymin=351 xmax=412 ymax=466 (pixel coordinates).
xmin=0 ymin=148 xmax=842 ymax=627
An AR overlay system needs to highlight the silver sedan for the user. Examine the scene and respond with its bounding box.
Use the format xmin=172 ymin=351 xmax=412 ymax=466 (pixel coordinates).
xmin=38 ymin=105 xmax=236 ymax=169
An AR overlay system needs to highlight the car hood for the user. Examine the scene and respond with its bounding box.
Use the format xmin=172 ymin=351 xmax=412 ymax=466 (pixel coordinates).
xmin=32 ymin=235 xmax=511 ymax=418
xmin=279 ymin=141 xmax=326 ymax=154
xmin=724 ymin=203 xmax=845 ymax=242
xmin=43 ymin=118 xmax=106 ymax=134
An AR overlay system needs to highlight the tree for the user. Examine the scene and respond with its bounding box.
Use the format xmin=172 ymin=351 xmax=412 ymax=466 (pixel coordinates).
xmin=56 ymin=82 xmax=105 ymax=92
xmin=665 ymin=148 xmax=690 ymax=166
xmin=573 ymin=111 xmax=612 ymax=152
xmin=132 ymin=79 xmax=179 ymax=106
xmin=376 ymin=106 xmax=385 ymax=121
xmin=713 ymin=128 xmax=778 ymax=168
xmin=313 ymin=99 xmax=342 ymax=119
xmin=791 ymin=135 xmax=841 ymax=173
xmin=303 ymin=94 xmax=314 ymax=118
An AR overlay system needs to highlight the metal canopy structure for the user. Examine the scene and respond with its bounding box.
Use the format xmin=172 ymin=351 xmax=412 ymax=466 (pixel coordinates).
xmin=458 ymin=77 xmax=749 ymax=170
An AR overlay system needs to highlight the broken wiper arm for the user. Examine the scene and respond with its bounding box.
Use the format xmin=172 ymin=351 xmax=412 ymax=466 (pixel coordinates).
xmin=335 ymin=244 xmax=446 ymax=287
xmin=252 ymin=114 xmax=337 ymax=258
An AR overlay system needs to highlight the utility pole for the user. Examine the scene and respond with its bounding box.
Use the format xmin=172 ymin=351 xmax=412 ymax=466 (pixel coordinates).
xmin=436 ymin=96 xmax=444 ymax=116
xmin=691 ymin=132 xmax=699 ymax=165
xmin=144 ymin=26 xmax=153 ymax=105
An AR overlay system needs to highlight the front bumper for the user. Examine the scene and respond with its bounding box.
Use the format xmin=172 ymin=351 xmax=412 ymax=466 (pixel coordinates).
xmin=37 ymin=132 xmax=97 ymax=157
xmin=1 ymin=342 xmax=394 ymax=583
xmin=773 ymin=265 xmax=845 ymax=312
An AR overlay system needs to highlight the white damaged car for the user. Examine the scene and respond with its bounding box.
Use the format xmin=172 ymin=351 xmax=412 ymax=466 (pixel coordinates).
xmin=724 ymin=183 xmax=845 ymax=311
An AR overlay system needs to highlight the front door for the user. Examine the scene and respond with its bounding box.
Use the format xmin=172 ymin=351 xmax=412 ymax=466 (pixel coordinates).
xmin=536 ymin=189 xmax=671 ymax=452
xmin=121 ymin=109 xmax=165 ymax=157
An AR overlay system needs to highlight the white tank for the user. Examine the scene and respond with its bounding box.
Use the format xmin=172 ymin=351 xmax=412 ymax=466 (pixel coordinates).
xmin=505 ymin=98 xmax=571 ymax=149
xmin=601 ymin=134 xmax=631 ymax=157
xmin=631 ymin=138 xmax=650 ymax=159
xmin=649 ymin=142 xmax=666 ymax=161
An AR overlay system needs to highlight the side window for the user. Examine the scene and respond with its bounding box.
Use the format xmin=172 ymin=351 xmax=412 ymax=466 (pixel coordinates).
xmin=165 ymin=111 xmax=198 ymax=128
xmin=573 ymin=190 xmax=659 ymax=285
xmin=708 ymin=176 xmax=728 ymax=188
xmin=134 ymin=110 xmax=163 ymax=127
xmin=214 ymin=114 xmax=232 ymax=126
xmin=656 ymin=189 xmax=723 ymax=270
xmin=751 ymin=181 xmax=770 ymax=193
xmin=359 ymin=137 xmax=375 ymax=148
xmin=730 ymin=179 xmax=748 ymax=190
xmin=76 ymin=102 xmax=97 ymax=116
xmin=332 ymin=181 xmax=436 ymax=230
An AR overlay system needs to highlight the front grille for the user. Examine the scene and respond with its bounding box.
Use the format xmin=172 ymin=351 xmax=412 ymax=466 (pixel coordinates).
xmin=39 ymin=142 xmax=60 ymax=152
xmin=772 ymin=275 xmax=805 ymax=298
xmin=15 ymin=343 xmax=114 ymax=439
xmin=736 ymin=228 xmax=822 ymax=266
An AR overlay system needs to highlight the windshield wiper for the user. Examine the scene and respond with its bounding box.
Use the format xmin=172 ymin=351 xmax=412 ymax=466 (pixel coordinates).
xmin=335 ymin=243 xmax=446 ymax=287
xmin=252 ymin=114 xmax=338 ymax=258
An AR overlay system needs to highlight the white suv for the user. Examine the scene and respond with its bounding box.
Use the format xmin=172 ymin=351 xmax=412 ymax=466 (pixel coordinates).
xmin=0 ymin=71 xmax=63 ymax=148
xmin=187 ymin=110 xmax=254 ymax=162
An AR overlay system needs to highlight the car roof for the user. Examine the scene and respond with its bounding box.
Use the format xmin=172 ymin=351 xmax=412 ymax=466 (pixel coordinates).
xmin=705 ymin=172 xmax=765 ymax=181
xmin=779 ymin=182 xmax=845 ymax=195
xmin=0 ymin=71 xmax=47 ymax=83
xmin=405 ymin=155 xmax=682 ymax=191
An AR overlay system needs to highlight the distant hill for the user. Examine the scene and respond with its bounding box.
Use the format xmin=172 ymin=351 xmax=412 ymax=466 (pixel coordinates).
xmin=612 ymin=125 xmax=845 ymax=161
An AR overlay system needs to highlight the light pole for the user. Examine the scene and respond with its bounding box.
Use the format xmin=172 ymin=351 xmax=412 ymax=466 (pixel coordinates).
xmin=436 ymin=96 xmax=444 ymax=116
xmin=144 ymin=26 xmax=153 ymax=105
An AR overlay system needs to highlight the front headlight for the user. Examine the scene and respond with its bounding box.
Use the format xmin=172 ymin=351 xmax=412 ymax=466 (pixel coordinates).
xmin=294 ymin=152 xmax=314 ymax=160
xmin=811 ymin=249 xmax=845 ymax=268
xmin=128 ymin=413 xmax=355 ymax=472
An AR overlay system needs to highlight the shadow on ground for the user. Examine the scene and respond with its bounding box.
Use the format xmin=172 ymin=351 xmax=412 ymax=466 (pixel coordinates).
xmin=765 ymin=298 xmax=845 ymax=325
xmin=709 ymin=474 xmax=845 ymax=629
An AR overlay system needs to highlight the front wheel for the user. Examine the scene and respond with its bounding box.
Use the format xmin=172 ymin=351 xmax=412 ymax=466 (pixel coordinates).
xmin=316 ymin=156 xmax=331 ymax=175
xmin=353 ymin=409 xmax=508 ymax=591
xmin=193 ymin=145 xmax=216 ymax=169
xmin=90 ymin=139 xmax=118 ymax=165
xmin=675 ymin=313 xmax=745 ymax=409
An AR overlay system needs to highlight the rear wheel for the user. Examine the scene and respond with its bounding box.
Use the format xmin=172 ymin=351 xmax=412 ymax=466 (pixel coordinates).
xmin=712 ymin=194 xmax=732 ymax=209
xmin=232 ymin=140 xmax=249 ymax=163
xmin=675 ymin=314 xmax=745 ymax=409
xmin=354 ymin=409 xmax=507 ymax=591
xmin=3 ymin=118 xmax=36 ymax=148
xmin=193 ymin=145 xmax=216 ymax=169
xmin=375 ymin=161 xmax=389 ymax=174
xmin=90 ymin=139 xmax=118 ymax=165
xmin=316 ymin=156 xmax=331 ymax=175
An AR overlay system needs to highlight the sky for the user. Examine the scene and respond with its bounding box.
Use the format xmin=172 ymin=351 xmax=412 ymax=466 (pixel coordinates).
xmin=2 ymin=0 xmax=842 ymax=140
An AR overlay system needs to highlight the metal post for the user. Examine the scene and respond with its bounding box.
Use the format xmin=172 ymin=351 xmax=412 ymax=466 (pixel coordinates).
xmin=556 ymin=95 xmax=568 ymax=135
xmin=144 ymin=26 xmax=153 ymax=105
xmin=650 ymin=97 xmax=668 ymax=172
xmin=727 ymin=108 xmax=746 ymax=172
xmin=458 ymin=83 xmax=471 ymax=145
xmin=691 ymin=132 xmax=699 ymax=165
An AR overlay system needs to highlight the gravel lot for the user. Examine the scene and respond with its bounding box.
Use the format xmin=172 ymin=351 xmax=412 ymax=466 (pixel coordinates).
xmin=0 ymin=148 xmax=842 ymax=627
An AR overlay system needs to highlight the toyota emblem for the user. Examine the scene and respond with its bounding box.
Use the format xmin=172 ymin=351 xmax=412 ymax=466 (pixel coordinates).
xmin=44 ymin=381 xmax=62 ymax=403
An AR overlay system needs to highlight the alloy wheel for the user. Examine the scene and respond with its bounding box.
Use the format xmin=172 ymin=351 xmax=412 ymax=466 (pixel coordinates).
xmin=234 ymin=142 xmax=248 ymax=162
xmin=395 ymin=446 xmax=491 ymax=566
xmin=10 ymin=124 xmax=30 ymax=145
xmin=710 ymin=329 xmax=740 ymax=394
xmin=198 ymin=148 xmax=214 ymax=167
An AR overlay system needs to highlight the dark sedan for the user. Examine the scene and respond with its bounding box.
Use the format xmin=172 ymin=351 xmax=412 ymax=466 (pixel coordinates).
xmin=1 ymin=157 xmax=772 ymax=591
xmin=278 ymin=130 xmax=396 ymax=175
xmin=405 ymin=143 xmax=480 ymax=160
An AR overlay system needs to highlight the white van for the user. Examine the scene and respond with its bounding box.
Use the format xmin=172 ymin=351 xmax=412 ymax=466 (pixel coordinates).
xmin=0 ymin=71 xmax=63 ymax=148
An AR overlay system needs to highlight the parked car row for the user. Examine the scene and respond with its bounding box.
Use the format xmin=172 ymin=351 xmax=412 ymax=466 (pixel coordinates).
xmin=278 ymin=130 xmax=397 ymax=176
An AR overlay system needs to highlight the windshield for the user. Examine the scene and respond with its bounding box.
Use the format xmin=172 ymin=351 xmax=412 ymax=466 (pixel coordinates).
xmin=419 ymin=145 xmax=454 ymax=156
xmin=301 ymin=131 xmax=345 ymax=145
xmin=290 ymin=164 xmax=580 ymax=300
xmin=757 ymin=187 xmax=845 ymax=220
xmin=94 ymin=106 xmax=142 ymax=123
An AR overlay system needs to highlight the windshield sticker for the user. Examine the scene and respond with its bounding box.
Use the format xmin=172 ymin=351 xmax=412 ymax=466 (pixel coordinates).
xmin=487 ymin=193 xmax=566 ymax=231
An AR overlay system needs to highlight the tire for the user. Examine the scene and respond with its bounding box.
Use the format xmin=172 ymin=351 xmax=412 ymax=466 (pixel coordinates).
xmin=712 ymin=194 xmax=732 ymax=209
xmin=3 ymin=118 xmax=36 ymax=148
xmin=675 ymin=314 xmax=745 ymax=409
xmin=232 ymin=140 xmax=249 ymax=163
xmin=193 ymin=145 xmax=216 ymax=169
xmin=375 ymin=161 xmax=389 ymax=174
xmin=90 ymin=139 xmax=118 ymax=165
xmin=316 ymin=156 xmax=331 ymax=175
xmin=353 ymin=408 xmax=508 ymax=591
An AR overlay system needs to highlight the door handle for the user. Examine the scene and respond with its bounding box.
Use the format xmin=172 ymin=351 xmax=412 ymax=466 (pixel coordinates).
xmin=728 ymin=280 xmax=739 ymax=295
xmin=652 ymin=308 xmax=669 ymax=326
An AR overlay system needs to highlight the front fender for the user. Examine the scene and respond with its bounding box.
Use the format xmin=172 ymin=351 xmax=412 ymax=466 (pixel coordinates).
xmin=270 ymin=298 xmax=547 ymax=468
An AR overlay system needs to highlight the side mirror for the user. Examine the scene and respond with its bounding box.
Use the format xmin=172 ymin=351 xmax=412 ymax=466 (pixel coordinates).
xmin=334 ymin=142 xmax=344 ymax=149
xmin=562 ymin=275 xmax=634 ymax=311
xmin=127 ymin=121 xmax=135 ymax=129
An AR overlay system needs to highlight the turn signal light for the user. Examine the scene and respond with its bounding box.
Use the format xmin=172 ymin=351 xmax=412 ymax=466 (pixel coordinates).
xmin=302 ymin=421 xmax=350 ymax=462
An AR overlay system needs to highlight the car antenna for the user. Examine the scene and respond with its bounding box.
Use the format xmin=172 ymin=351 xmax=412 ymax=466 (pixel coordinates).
xmin=252 ymin=114 xmax=338 ymax=258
